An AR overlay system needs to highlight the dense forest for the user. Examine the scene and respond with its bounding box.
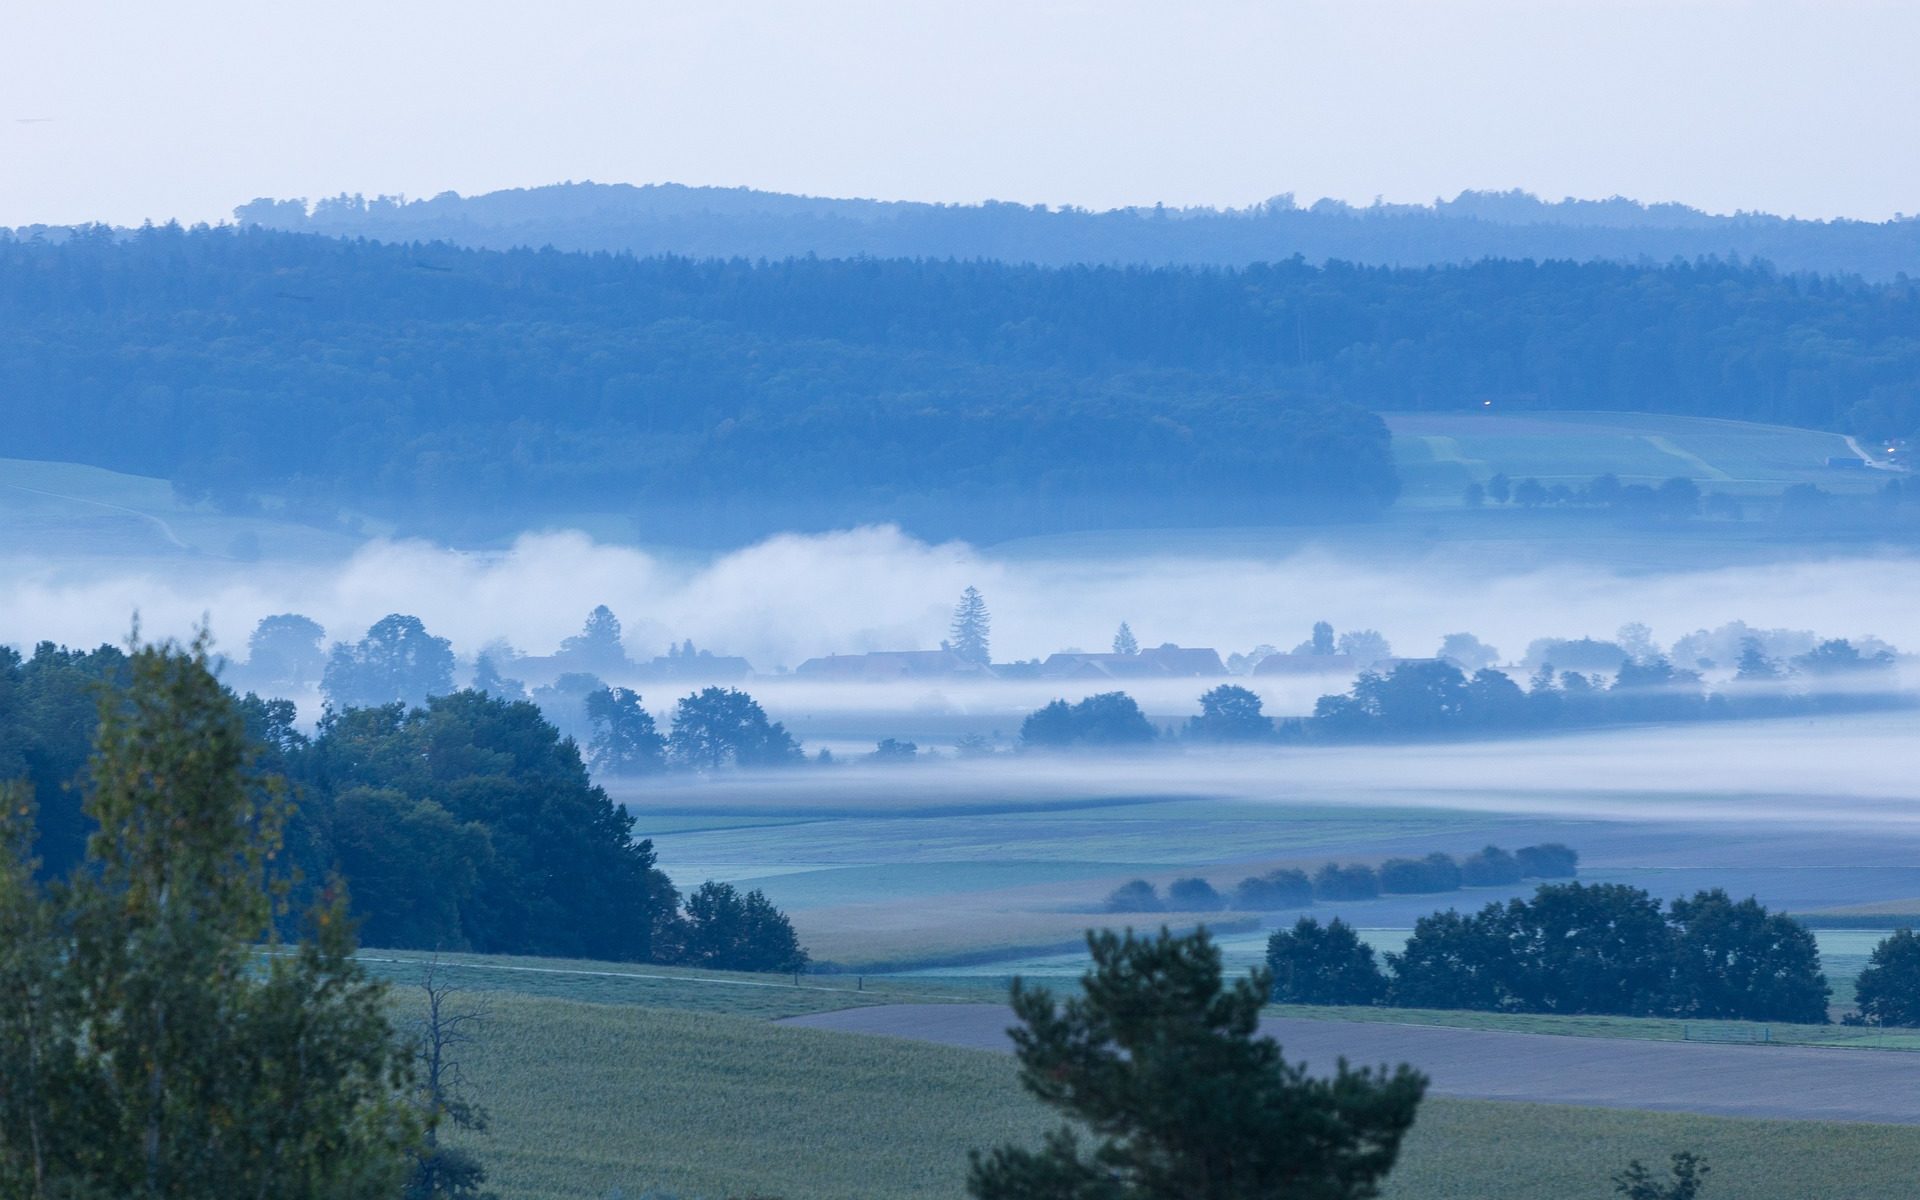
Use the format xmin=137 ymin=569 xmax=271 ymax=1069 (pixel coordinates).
xmin=232 ymin=182 xmax=1920 ymax=281
xmin=3 ymin=223 xmax=1920 ymax=537
xmin=5 ymin=225 xmax=1920 ymax=541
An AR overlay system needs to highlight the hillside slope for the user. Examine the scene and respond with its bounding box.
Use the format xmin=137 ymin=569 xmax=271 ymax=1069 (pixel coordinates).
xmin=234 ymin=182 xmax=1920 ymax=280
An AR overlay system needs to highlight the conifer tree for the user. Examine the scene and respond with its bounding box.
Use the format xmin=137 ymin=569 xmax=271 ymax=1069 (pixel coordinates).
xmin=969 ymin=927 xmax=1426 ymax=1200
xmin=949 ymin=587 xmax=992 ymax=665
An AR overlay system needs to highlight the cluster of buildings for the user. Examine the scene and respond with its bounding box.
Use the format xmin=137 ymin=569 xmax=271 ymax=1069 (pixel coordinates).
xmin=793 ymin=644 xmax=1231 ymax=681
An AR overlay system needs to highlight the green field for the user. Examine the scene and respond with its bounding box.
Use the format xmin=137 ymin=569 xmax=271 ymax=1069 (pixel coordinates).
xmin=429 ymin=989 xmax=1920 ymax=1200
xmin=0 ymin=455 xmax=371 ymax=562
xmin=1388 ymin=410 xmax=1891 ymax=508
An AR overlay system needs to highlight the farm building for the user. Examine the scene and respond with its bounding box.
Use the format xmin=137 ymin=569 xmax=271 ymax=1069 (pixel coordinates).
xmin=1039 ymin=644 xmax=1226 ymax=679
xmin=794 ymin=649 xmax=997 ymax=681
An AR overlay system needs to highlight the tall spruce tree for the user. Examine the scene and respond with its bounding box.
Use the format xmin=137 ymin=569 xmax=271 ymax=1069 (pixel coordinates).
xmin=969 ymin=928 xmax=1426 ymax=1200
xmin=949 ymin=587 xmax=992 ymax=665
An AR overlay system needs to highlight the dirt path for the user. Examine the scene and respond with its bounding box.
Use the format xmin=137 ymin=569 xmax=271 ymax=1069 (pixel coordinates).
xmin=782 ymin=1003 xmax=1920 ymax=1125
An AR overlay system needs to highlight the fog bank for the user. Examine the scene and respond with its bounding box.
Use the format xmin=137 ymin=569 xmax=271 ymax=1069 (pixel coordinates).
xmin=1 ymin=526 xmax=1914 ymax=677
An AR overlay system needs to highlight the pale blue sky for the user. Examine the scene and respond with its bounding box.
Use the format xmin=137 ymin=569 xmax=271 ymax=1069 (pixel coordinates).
xmin=3 ymin=0 xmax=1915 ymax=227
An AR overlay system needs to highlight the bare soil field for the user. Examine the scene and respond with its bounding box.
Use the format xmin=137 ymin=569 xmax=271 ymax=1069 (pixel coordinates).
xmin=785 ymin=1003 xmax=1920 ymax=1124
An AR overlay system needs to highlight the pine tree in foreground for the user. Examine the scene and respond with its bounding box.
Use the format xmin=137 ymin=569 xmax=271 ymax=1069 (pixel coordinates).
xmin=968 ymin=927 xmax=1427 ymax=1200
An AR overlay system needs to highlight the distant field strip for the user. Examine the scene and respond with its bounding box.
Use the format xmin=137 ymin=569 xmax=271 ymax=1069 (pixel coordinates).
xmin=1418 ymin=435 xmax=1484 ymax=468
xmin=785 ymin=1004 xmax=1920 ymax=1124
xmin=1641 ymin=435 xmax=1735 ymax=481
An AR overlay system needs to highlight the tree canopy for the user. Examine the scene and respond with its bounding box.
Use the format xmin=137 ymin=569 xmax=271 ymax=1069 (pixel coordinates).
xmin=0 ymin=638 xmax=417 ymax=1198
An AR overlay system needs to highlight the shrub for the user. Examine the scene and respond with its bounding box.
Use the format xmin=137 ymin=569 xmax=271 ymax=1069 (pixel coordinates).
xmin=1104 ymin=880 xmax=1162 ymax=913
xmin=1461 ymin=845 xmax=1523 ymax=886
xmin=1378 ymin=853 xmax=1462 ymax=894
xmin=1516 ymin=843 xmax=1579 ymax=878
xmin=1313 ymin=862 xmax=1380 ymax=901
xmin=1233 ymin=868 xmax=1314 ymax=911
xmin=1165 ymin=877 xmax=1224 ymax=911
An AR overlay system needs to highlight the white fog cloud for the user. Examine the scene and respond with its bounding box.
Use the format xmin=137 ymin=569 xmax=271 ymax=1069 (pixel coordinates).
xmin=1 ymin=526 xmax=1915 ymax=678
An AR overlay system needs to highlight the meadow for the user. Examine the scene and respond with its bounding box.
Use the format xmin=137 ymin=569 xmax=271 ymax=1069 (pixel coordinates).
xmin=1386 ymin=410 xmax=1890 ymax=507
xmin=0 ymin=455 xmax=369 ymax=563
xmin=432 ymin=990 xmax=1920 ymax=1200
xmin=613 ymin=713 xmax=1920 ymax=974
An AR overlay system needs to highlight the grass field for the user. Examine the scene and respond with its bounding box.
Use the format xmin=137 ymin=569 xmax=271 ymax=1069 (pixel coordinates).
xmin=0 ymin=455 xmax=370 ymax=562
xmin=1387 ymin=410 xmax=1891 ymax=508
xmin=438 ymin=992 xmax=1920 ymax=1200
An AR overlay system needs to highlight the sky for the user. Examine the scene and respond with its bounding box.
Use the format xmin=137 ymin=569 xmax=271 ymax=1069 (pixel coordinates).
xmin=2 ymin=0 xmax=1916 ymax=228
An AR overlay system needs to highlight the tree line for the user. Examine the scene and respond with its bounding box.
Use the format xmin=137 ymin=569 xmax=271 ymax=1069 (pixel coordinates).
xmin=11 ymin=224 xmax=1920 ymax=542
xmin=240 ymin=178 xmax=1920 ymax=282
xmin=1267 ymin=882 xmax=1831 ymax=1024
xmin=0 ymin=639 xmax=806 ymax=971
xmin=1101 ymin=843 xmax=1578 ymax=912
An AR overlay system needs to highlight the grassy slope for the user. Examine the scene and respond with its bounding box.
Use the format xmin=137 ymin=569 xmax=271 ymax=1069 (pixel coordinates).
xmin=1385 ymin=410 xmax=1888 ymax=507
xmin=0 ymin=456 xmax=368 ymax=562
xmin=447 ymin=993 xmax=1920 ymax=1200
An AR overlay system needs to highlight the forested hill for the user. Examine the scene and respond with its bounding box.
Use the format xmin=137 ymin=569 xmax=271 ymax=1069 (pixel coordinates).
xmin=4 ymin=224 xmax=1919 ymax=544
xmin=231 ymin=182 xmax=1920 ymax=281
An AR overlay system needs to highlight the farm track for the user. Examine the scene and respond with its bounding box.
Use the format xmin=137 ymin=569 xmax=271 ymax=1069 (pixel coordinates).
xmin=782 ymin=1003 xmax=1920 ymax=1125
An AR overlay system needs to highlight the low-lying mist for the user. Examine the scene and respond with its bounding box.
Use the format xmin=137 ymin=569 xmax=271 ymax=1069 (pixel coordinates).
xmin=4 ymin=524 xmax=1917 ymax=714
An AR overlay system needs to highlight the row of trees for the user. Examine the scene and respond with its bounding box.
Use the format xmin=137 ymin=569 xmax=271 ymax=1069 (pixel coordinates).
xmin=244 ymin=178 xmax=1920 ymax=281
xmin=1102 ymin=844 xmax=1579 ymax=912
xmin=1463 ymin=472 xmax=1723 ymax=519
xmin=1267 ymin=883 xmax=1831 ymax=1023
xmin=1305 ymin=647 xmax=1896 ymax=740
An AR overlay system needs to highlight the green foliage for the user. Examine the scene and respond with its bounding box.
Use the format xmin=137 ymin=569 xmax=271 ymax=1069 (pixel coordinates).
xmin=1301 ymin=648 xmax=1888 ymax=742
xmin=1460 ymin=846 xmax=1522 ymax=886
xmin=306 ymin=691 xmax=677 ymax=961
xmin=1614 ymin=1153 xmax=1709 ymax=1200
xmin=328 ymin=787 xmax=492 ymax=950
xmin=949 ymin=588 xmax=992 ymax=666
xmin=1165 ymin=877 xmax=1224 ymax=911
xmin=667 ymin=687 xmax=803 ymax=770
xmin=1020 ymin=692 xmax=1156 ymax=749
xmin=970 ymin=928 xmax=1425 ymax=1200
xmin=556 ymin=606 xmax=630 ymax=674
xmin=673 ymin=882 xmax=810 ymax=973
xmin=1386 ymin=884 xmax=1830 ymax=1022
xmin=0 ymin=637 xmax=416 ymax=1199
xmin=1111 ymin=623 xmax=1138 ymax=656
xmin=1378 ymin=853 xmax=1462 ymax=894
xmin=0 ymin=227 xmax=1419 ymax=542
xmin=1267 ymin=917 xmax=1388 ymax=1006
xmin=1849 ymin=927 xmax=1920 ymax=1026
xmin=1104 ymin=880 xmax=1162 ymax=913
xmin=585 ymin=686 xmax=667 ymax=775
xmin=1666 ymin=891 xmax=1830 ymax=1023
xmin=1187 ymin=685 xmax=1273 ymax=741
xmin=1232 ymin=868 xmax=1313 ymax=911
xmin=1313 ymin=863 xmax=1380 ymax=901
xmin=323 ymin=614 xmax=457 ymax=711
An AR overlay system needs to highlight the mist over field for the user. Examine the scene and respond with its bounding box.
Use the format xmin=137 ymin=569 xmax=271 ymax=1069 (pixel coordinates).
xmin=4 ymin=525 xmax=1916 ymax=694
